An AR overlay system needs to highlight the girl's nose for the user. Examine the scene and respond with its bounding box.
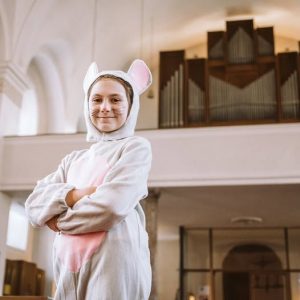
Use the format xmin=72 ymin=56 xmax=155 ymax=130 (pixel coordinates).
xmin=100 ymin=99 xmax=111 ymax=112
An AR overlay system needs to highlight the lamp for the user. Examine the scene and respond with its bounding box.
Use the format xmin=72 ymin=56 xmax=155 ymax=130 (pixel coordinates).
xmin=230 ymin=216 xmax=263 ymax=225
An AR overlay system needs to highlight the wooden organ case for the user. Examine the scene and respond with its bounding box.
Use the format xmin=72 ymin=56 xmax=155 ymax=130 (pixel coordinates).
xmin=159 ymin=19 xmax=300 ymax=128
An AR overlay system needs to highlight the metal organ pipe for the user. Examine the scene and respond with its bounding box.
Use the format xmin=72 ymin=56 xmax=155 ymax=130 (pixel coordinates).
xmin=209 ymin=70 xmax=276 ymax=121
xmin=281 ymin=71 xmax=300 ymax=119
xmin=228 ymin=27 xmax=254 ymax=64
xmin=160 ymin=64 xmax=184 ymax=128
xmin=179 ymin=64 xmax=184 ymax=126
xmin=188 ymin=79 xmax=204 ymax=122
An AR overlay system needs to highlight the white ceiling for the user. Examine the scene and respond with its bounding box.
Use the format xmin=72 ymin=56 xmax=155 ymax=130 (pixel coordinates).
xmin=2 ymin=0 xmax=300 ymax=66
xmin=143 ymin=0 xmax=300 ymax=62
xmin=157 ymin=184 xmax=300 ymax=239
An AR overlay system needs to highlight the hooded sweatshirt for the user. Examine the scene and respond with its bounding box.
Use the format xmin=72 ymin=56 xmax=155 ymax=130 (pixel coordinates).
xmin=25 ymin=59 xmax=153 ymax=300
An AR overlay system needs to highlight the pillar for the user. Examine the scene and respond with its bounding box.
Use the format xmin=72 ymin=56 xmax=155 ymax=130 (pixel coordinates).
xmin=141 ymin=189 xmax=160 ymax=300
xmin=0 ymin=192 xmax=11 ymax=295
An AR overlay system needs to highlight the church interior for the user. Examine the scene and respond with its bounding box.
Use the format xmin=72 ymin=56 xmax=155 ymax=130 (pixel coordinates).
xmin=0 ymin=1 xmax=300 ymax=299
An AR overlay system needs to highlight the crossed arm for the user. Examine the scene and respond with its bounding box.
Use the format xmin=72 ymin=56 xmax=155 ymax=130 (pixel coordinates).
xmin=46 ymin=186 xmax=96 ymax=232
xmin=26 ymin=138 xmax=152 ymax=235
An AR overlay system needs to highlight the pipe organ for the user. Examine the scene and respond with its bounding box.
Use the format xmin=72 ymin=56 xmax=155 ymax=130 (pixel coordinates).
xmin=186 ymin=59 xmax=206 ymax=124
xmin=159 ymin=19 xmax=300 ymax=128
xmin=209 ymin=69 xmax=276 ymax=121
xmin=227 ymin=19 xmax=255 ymax=64
xmin=278 ymin=52 xmax=300 ymax=119
xmin=159 ymin=51 xmax=184 ymax=128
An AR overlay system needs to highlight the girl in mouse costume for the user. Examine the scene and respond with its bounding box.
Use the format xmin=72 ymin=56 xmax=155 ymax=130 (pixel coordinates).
xmin=25 ymin=59 xmax=152 ymax=300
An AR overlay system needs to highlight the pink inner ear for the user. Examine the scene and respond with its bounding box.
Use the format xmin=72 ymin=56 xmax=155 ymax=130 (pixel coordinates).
xmin=129 ymin=60 xmax=150 ymax=92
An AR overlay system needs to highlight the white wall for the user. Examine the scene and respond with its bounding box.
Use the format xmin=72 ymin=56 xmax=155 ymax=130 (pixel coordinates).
xmin=1 ymin=123 xmax=300 ymax=191
xmin=31 ymin=227 xmax=56 ymax=297
xmin=136 ymin=67 xmax=159 ymax=130
xmin=157 ymin=239 xmax=179 ymax=300
xmin=0 ymin=94 xmax=20 ymax=136
xmin=275 ymin=35 xmax=299 ymax=53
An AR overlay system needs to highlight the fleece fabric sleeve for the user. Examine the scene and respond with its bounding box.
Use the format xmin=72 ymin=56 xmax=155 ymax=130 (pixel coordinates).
xmin=25 ymin=154 xmax=76 ymax=227
xmin=57 ymin=138 xmax=152 ymax=234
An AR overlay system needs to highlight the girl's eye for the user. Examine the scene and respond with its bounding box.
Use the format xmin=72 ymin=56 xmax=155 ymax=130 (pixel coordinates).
xmin=92 ymin=98 xmax=102 ymax=103
xmin=111 ymin=98 xmax=121 ymax=103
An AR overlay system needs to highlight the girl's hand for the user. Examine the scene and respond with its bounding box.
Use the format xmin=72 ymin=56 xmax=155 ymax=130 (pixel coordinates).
xmin=46 ymin=215 xmax=59 ymax=232
xmin=65 ymin=186 xmax=97 ymax=208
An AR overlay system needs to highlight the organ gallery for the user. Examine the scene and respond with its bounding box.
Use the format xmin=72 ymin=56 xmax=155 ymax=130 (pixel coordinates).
xmin=159 ymin=19 xmax=300 ymax=128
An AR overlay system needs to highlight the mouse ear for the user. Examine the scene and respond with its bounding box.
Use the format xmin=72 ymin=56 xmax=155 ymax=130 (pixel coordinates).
xmin=127 ymin=59 xmax=152 ymax=94
xmin=83 ymin=62 xmax=99 ymax=94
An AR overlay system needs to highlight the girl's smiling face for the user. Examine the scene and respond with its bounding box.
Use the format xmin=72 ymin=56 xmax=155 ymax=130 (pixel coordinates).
xmin=88 ymin=78 xmax=129 ymax=133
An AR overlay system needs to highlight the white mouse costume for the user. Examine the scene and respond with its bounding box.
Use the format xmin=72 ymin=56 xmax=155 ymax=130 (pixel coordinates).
xmin=25 ymin=60 xmax=152 ymax=300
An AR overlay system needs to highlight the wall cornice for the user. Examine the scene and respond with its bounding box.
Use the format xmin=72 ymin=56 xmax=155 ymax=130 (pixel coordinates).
xmin=0 ymin=61 xmax=31 ymax=101
xmin=0 ymin=123 xmax=299 ymax=191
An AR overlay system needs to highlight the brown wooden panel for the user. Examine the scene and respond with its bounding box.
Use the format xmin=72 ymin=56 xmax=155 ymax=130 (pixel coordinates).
xmin=256 ymin=27 xmax=274 ymax=46
xmin=210 ymin=63 xmax=275 ymax=89
xmin=209 ymin=66 xmax=226 ymax=82
xmin=3 ymin=260 xmax=45 ymax=297
xmin=0 ymin=297 xmax=47 ymax=300
xmin=159 ymin=50 xmax=185 ymax=88
xmin=19 ymin=261 xmax=37 ymax=296
xmin=277 ymin=52 xmax=299 ymax=84
xmin=185 ymin=59 xmax=206 ymax=90
xmin=35 ymin=269 xmax=45 ymax=296
xmin=256 ymin=27 xmax=274 ymax=56
xmin=208 ymin=31 xmax=225 ymax=60
xmin=226 ymin=68 xmax=259 ymax=89
xmin=3 ymin=260 xmax=20 ymax=295
xmin=226 ymin=19 xmax=254 ymax=40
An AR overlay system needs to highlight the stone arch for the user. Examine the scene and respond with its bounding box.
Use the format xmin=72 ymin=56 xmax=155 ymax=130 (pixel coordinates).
xmin=223 ymin=244 xmax=283 ymax=270
xmin=223 ymin=244 xmax=285 ymax=300
xmin=0 ymin=17 xmax=5 ymax=60
xmin=0 ymin=5 xmax=9 ymax=61
xmin=26 ymin=51 xmax=66 ymax=134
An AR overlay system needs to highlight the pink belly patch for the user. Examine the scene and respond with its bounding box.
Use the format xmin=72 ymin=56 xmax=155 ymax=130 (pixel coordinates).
xmin=58 ymin=154 xmax=110 ymax=272
xmin=55 ymin=231 xmax=106 ymax=272
xmin=67 ymin=154 xmax=110 ymax=188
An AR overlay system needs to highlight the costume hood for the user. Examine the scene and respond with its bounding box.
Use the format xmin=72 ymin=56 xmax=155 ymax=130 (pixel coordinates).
xmin=83 ymin=59 xmax=152 ymax=142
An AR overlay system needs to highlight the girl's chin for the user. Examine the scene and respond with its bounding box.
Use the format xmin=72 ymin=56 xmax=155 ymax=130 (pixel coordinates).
xmin=96 ymin=124 xmax=121 ymax=133
xmin=92 ymin=120 xmax=126 ymax=133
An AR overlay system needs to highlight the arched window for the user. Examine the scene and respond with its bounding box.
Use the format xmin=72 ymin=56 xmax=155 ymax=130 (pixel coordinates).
xmin=26 ymin=53 xmax=66 ymax=135
xmin=6 ymin=202 xmax=29 ymax=251
xmin=0 ymin=95 xmax=20 ymax=136
xmin=223 ymin=244 xmax=285 ymax=300
xmin=18 ymin=89 xmax=38 ymax=135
